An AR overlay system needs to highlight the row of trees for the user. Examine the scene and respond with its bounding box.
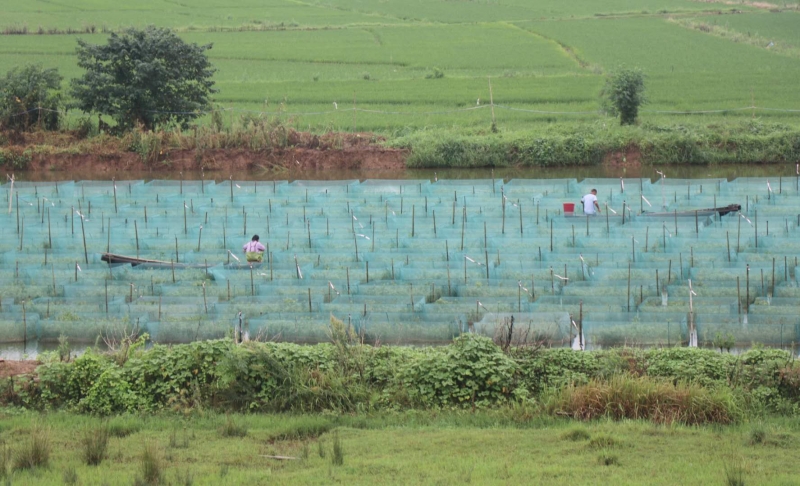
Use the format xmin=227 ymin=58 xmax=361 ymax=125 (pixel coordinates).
xmin=0 ymin=26 xmax=646 ymax=134
xmin=0 ymin=26 xmax=216 ymax=133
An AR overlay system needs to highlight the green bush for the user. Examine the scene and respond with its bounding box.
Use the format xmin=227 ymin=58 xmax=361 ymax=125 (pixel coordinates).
xmin=0 ymin=148 xmax=31 ymax=169
xmin=513 ymin=347 xmax=600 ymax=394
xmin=9 ymin=340 xmax=800 ymax=417
xmin=394 ymin=122 xmax=800 ymax=168
xmin=644 ymin=348 xmax=734 ymax=387
xmin=0 ymin=64 xmax=62 ymax=131
xmin=390 ymin=335 xmax=517 ymax=407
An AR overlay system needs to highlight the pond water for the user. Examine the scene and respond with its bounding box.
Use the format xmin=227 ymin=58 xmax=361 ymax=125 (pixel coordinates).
xmin=3 ymin=164 xmax=800 ymax=359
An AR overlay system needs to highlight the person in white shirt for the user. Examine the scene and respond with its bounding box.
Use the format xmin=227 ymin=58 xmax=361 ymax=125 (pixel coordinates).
xmin=581 ymin=189 xmax=600 ymax=215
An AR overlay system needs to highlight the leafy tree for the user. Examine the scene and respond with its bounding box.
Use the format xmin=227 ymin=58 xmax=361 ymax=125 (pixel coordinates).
xmin=70 ymin=26 xmax=216 ymax=132
xmin=601 ymin=66 xmax=647 ymax=125
xmin=0 ymin=65 xmax=63 ymax=131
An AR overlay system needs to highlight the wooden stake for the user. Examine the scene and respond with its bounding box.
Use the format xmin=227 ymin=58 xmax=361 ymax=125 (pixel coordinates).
xmin=488 ymin=77 xmax=496 ymax=129
xmin=627 ymin=262 xmax=631 ymax=312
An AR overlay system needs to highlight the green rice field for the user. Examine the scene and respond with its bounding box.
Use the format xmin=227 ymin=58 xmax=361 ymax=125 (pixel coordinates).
xmin=1 ymin=0 xmax=800 ymax=132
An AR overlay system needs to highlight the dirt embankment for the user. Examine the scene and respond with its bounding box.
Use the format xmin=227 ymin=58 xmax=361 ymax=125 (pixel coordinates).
xmin=0 ymin=360 xmax=38 ymax=378
xmin=6 ymin=130 xmax=409 ymax=175
xmin=602 ymin=147 xmax=643 ymax=168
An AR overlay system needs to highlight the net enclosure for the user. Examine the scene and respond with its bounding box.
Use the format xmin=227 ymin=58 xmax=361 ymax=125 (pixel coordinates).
xmin=1 ymin=176 xmax=798 ymax=350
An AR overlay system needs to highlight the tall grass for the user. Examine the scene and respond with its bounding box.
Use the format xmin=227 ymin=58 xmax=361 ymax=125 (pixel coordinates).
xmin=723 ymin=455 xmax=747 ymax=486
xmin=82 ymin=425 xmax=110 ymax=465
xmin=547 ymin=374 xmax=741 ymax=425
xmin=135 ymin=442 xmax=164 ymax=486
xmin=219 ymin=416 xmax=248 ymax=438
xmin=12 ymin=425 xmax=51 ymax=471
xmin=331 ymin=431 xmax=344 ymax=466
xmin=107 ymin=415 xmax=141 ymax=438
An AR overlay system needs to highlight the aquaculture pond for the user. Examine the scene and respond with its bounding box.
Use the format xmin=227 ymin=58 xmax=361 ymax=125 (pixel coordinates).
xmin=2 ymin=174 xmax=800 ymax=356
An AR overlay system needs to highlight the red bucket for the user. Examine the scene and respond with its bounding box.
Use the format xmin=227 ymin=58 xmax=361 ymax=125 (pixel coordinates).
xmin=563 ymin=203 xmax=575 ymax=214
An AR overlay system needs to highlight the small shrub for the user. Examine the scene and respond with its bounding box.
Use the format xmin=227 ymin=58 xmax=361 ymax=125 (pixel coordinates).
xmin=601 ymin=66 xmax=647 ymax=125
xmin=723 ymin=456 xmax=746 ymax=486
xmin=0 ymin=149 xmax=31 ymax=169
xmin=713 ymin=332 xmax=735 ymax=353
xmin=73 ymin=116 xmax=97 ymax=139
xmin=361 ymin=72 xmax=371 ymax=80
xmin=561 ymin=427 xmax=591 ymax=441
xmin=12 ymin=425 xmax=51 ymax=471
xmin=0 ymin=441 xmax=9 ymax=478
xmin=317 ymin=440 xmax=326 ymax=458
xmin=748 ymin=426 xmax=767 ymax=445
xmin=588 ymin=435 xmax=620 ymax=450
xmin=331 ymin=431 xmax=344 ymax=466
xmin=82 ymin=426 xmax=110 ymax=465
xmin=219 ymin=416 xmax=247 ymax=438
xmin=268 ymin=419 xmax=332 ymax=441
xmin=136 ymin=442 xmax=163 ymax=486
xmin=169 ymin=427 xmax=191 ymax=449
xmin=175 ymin=469 xmax=194 ymax=486
xmin=63 ymin=466 xmax=78 ymax=485
xmin=425 ymin=67 xmax=444 ymax=79
xmin=597 ymin=450 xmax=620 ymax=466
xmin=107 ymin=416 xmax=141 ymax=438
xmin=57 ymin=334 xmax=71 ymax=362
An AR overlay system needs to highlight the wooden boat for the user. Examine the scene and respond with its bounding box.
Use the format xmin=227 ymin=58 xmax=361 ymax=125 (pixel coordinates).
xmin=101 ymin=252 xmax=262 ymax=269
xmin=639 ymin=204 xmax=741 ymax=218
xmin=102 ymin=253 xmax=177 ymax=266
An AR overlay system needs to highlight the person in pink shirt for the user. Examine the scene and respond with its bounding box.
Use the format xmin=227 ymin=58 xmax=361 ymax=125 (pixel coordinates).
xmin=243 ymin=235 xmax=266 ymax=262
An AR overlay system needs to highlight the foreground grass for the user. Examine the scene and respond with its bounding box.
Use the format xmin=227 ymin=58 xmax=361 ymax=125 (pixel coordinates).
xmin=1 ymin=411 xmax=799 ymax=485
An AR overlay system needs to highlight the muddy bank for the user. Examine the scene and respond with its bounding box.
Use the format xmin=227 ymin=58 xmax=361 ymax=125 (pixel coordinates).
xmin=0 ymin=360 xmax=38 ymax=378
xmin=30 ymin=146 xmax=407 ymax=174
xmin=3 ymin=130 xmax=408 ymax=176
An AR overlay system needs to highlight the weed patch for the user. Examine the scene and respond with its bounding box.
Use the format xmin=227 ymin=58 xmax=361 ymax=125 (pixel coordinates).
xmin=107 ymin=416 xmax=141 ymax=438
xmin=723 ymin=455 xmax=746 ymax=486
xmin=747 ymin=426 xmax=767 ymax=446
xmin=62 ymin=466 xmax=78 ymax=485
xmin=331 ymin=431 xmax=344 ymax=466
xmin=588 ymin=435 xmax=621 ymax=450
xmin=135 ymin=442 xmax=163 ymax=486
xmin=561 ymin=427 xmax=591 ymax=441
xmin=268 ymin=419 xmax=333 ymax=441
xmin=548 ymin=375 xmax=741 ymax=425
xmin=81 ymin=425 xmax=109 ymax=465
xmin=12 ymin=425 xmax=50 ymax=471
xmin=219 ymin=416 xmax=248 ymax=438
xmin=597 ymin=450 xmax=620 ymax=466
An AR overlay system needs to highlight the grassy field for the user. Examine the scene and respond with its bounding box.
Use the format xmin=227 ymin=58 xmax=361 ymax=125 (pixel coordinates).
xmin=1 ymin=411 xmax=800 ymax=485
xmin=1 ymin=0 xmax=800 ymax=134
